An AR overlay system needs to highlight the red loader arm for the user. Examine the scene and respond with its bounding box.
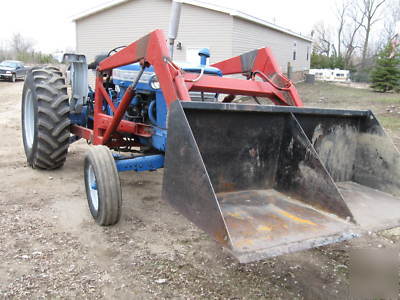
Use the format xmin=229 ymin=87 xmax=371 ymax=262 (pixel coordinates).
xmin=76 ymin=30 xmax=304 ymax=146
xmin=211 ymin=48 xmax=303 ymax=107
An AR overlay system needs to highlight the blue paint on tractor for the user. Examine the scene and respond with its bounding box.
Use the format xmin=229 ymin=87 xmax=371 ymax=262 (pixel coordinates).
xmin=70 ymin=49 xmax=221 ymax=173
xmin=116 ymin=154 xmax=165 ymax=172
xmin=69 ymin=105 xmax=88 ymax=126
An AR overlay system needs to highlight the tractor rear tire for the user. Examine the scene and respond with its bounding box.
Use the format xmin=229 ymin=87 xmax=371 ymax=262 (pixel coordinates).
xmin=21 ymin=66 xmax=70 ymax=169
xmin=84 ymin=146 xmax=122 ymax=226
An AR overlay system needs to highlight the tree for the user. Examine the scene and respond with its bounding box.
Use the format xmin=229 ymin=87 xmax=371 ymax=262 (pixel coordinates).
xmin=312 ymin=22 xmax=334 ymax=56
xmin=358 ymin=0 xmax=386 ymax=68
xmin=10 ymin=33 xmax=33 ymax=57
xmin=335 ymin=0 xmax=350 ymax=57
xmin=370 ymin=41 xmax=400 ymax=92
xmin=383 ymin=0 xmax=400 ymax=42
xmin=342 ymin=4 xmax=365 ymax=68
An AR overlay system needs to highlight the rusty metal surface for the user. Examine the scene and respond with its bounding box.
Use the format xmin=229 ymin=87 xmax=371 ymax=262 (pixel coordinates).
xmin=183 ymin=106 xmax=353 ymax=222
xmin=275 ymin=114 xmax=354 ymax=221
xmin=293 ymin=111 xmax=400 ymax=197
xmin=218 ymin=189 xmax=355 ymax=263
xmin=162 ymin=101 xmax=229 ymax=245
xmin=162 ymin=102 xmax=400 ymax=263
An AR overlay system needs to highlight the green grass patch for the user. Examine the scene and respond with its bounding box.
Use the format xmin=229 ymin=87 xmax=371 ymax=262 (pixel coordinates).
xmin=377 ymin=115 xmax=400 ymax=130
xmin=297 ymin=82 xmax=399 ymax=105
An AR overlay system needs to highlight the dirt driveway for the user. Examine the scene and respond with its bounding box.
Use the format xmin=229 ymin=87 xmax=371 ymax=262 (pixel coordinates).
xmin=0 ymin=80 xmax=399 ymax=299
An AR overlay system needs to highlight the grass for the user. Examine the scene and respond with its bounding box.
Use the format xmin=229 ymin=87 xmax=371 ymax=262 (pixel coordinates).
xmin=240 ymin=81 xmax=400 ymax=135
xmin=296 ymin=82 xmax=400 ymax=106
xmin=377 ymin=115 xmax=400 ymax=130
xmin=295 ymin=81 xmax=400 ymax=142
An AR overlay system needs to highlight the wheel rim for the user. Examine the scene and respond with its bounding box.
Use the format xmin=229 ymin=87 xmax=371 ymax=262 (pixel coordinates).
xmin=23 ymin=89 xmax=35 ymax=149
xmin=87 ymin=165 xmax=99 ymax=212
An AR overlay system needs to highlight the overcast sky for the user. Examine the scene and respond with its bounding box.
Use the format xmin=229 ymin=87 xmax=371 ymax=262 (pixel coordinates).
xmin=1 ymin=0 xmax=336 ymax=53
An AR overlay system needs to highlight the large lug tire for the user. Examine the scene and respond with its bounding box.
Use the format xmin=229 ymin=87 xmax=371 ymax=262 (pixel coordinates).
xmin=84 ymin=146 xmax=122 ymax=226
xmin=21 ymin=66 xmax=70 ymax=169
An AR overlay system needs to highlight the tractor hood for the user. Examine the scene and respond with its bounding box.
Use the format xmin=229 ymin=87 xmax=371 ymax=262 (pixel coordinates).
xmin=112 ymin=62 xmax=222 ymax=88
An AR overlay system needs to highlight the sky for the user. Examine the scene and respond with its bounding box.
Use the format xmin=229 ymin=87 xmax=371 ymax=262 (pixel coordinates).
xmin=1 ymin=0 xmax=336 ymax=53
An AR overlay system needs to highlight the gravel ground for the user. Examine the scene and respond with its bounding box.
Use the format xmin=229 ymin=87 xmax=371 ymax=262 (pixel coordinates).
xmin=0 ymin=79 xmax=399 ymax=299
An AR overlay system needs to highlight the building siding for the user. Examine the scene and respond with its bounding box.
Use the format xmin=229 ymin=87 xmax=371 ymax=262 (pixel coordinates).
xmin=76 ymin=0 xmax=233 ymax=65
xmin=76 ymin=0 xmax=171 ymax=63
xmin=232 ymin=18 xmax=310 ymax=74
xmin=172 ymin=4 xmax=233 ymax=63
xmin=75 ymin=0 xmax=311 ymax=82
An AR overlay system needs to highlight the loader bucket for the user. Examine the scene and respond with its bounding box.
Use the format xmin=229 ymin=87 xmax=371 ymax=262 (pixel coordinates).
xmin=162 ymin=101 xmax=400 ymax=263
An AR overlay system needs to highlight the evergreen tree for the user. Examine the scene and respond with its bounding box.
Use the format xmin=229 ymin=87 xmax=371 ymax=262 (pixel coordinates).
xmin=370 ymin=42 xmax=400 ymax=92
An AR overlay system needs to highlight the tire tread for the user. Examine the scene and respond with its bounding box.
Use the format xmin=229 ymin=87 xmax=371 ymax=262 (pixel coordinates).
xmin=23 ymin=66 xmax=70 ymax=169
xmin=84 ymin=146 xmax=122 ymax=226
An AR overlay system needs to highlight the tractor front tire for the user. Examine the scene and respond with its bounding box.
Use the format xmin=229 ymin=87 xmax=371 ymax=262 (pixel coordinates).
xmin=84 ymin=146 xmax=122 ymax=226
xmin=21 ymin=66 xmax=70 ymax=169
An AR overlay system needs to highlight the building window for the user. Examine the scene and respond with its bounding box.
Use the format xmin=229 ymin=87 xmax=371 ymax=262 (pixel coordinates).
xmin=306 ymin=46 xmax=309 ymax=61
xmin=293 ymin=50 xmax=296 ymax=60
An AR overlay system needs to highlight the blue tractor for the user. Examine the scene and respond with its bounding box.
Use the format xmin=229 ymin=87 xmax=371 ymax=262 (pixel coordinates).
xmin=20 ymin=2 xmax=400 ymax=263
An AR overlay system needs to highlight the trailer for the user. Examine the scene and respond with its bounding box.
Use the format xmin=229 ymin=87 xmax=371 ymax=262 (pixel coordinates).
xmin=309 ymin=68 xmax=351 ymax=82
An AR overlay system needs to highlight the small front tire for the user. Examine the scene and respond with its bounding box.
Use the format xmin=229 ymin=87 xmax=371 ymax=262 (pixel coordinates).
xmin=84 ymin=146 xmax=122 ymax=226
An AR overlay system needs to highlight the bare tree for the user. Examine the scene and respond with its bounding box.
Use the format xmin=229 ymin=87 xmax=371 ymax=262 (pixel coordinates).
xmin=342 ymin=3 xmax=365 ymax=67
xmin=357 ymin=0 xmax=386 ymax=67
xmin=312 ymin=22 xmax=334 ymax=56
xmin=335 ymin=0 xmax=350 ymax=57
xmin=10 ymin=33 xmax=33 ymax=57
xmin=383 ymin=0 xmax=400 ymax=41
xmin=0 ymin=40 xmax=11 ymax=61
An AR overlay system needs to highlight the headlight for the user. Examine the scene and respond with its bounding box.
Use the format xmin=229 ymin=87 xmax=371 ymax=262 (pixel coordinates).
xmin=6 ymin=71 xmax=11 ymax=74
xmin=149 ymin=75 xmax=160 ymax=90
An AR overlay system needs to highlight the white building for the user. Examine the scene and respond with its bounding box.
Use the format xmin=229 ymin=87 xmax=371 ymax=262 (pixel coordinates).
xmin=73 ymin=0 xmax=312 ymax=82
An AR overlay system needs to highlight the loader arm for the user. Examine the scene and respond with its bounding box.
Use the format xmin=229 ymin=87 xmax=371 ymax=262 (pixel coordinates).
xmin=98 ymin=30 xmax=303 ymax=108
xmin=211 ymin=48 xmax=303 ymax=106
xmin=98 ymin=29 xmax=191 ymax=106
xmin=83 ymin=29 xmax=304 ymax=145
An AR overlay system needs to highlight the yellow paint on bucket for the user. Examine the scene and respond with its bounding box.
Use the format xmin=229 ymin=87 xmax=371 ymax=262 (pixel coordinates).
xmin=257 ymin=225 xmax=272 ymax=232
xmin=228 ymin=212 xmax=243 ymax=219
xmin=275 ymin=208 xmax=317 ymax=226
xmin=235 ymin=239 xmax=255 ymax=248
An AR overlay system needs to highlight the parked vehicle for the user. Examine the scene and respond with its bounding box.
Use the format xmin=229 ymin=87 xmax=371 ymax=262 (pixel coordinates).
xmin=0 ymin=60 xmax=27 ymax=82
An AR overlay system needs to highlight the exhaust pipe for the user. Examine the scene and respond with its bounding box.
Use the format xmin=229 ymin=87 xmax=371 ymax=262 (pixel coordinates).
xmin=168 ymin=1 xmax=182 ymax=59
